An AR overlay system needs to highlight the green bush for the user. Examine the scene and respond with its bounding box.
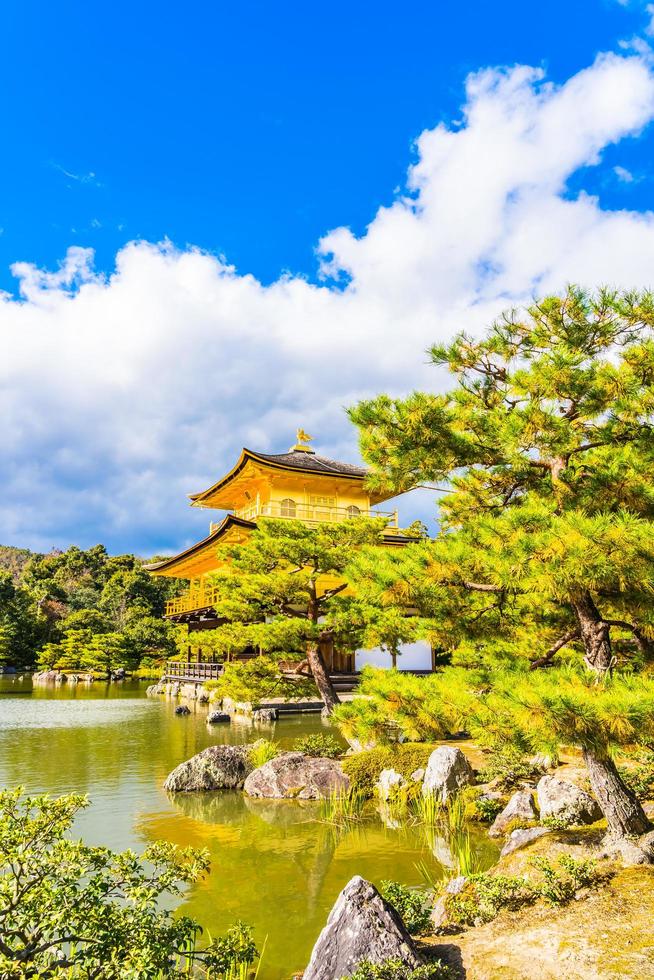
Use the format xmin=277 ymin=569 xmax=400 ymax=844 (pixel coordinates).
xmin=342 ymin=744 xmax=439 ymax=797
xmin=345 ymin=960 xmax=454 ymax=980
xmin=446 ymin=873 xmax=537 ymax=926
xmin=618 ymin=750 xmax=654 ymax=801
xmin=469 ymin=795 xmax=504 ymax=823
xmin=446 ymin=854 xmax=602 ymax=926
xmin=0 ymin=788 xmax=259 ymax=978
xmin=530 ymin=854 xmax=598 ymax=905
xmin=293 ymin=733 xmax=344 ymax=758
xmin=248 ymin=739 xmax=280 ymax=769
xmin=379 ymin=880 xmax=432 ymax=935
xmin=478 ymin=747 xmax=545 ymax=790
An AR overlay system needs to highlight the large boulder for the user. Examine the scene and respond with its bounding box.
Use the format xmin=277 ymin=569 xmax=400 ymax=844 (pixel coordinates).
xmin=243 ymin=752 xmax=349 ymax=800
xmin=489 ymin=789 xmax=538 ymax=838
xmin=537 ymin=775 xmax=602 ymax=826
xmin=164 ymin=744 xmax=254 ymax=792
xmin=303 ymin=876 xmax=423 ymax=979
xmin=422 ymin=746 xmax=474 ymax=801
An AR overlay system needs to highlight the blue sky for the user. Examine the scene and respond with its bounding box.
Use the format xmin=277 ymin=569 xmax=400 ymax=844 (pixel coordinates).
xmin=3 ymin=0 xmax=654 ymax=556
xmin=1 ymin=0 xmax=650 ymax=293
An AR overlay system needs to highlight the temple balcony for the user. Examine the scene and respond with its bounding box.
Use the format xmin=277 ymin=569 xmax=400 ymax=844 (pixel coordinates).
xmin=210 ymin=501 xmax=400 ymax=532
xmin=165 ymin=582 xmax=222 ymax=617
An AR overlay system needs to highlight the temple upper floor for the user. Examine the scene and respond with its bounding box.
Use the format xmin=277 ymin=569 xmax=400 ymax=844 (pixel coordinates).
xmin=189 ymin=432 xmax=399 ymax=530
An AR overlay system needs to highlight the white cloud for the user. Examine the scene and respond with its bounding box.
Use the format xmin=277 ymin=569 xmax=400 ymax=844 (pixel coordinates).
xmin=3 ymin=51 xmax=654 ymax=554
xmin=614 ymin=164 xmax=635 ymax=181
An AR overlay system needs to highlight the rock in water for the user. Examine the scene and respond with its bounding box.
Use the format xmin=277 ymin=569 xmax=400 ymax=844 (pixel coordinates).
xmin=303 ymin=876 xmax=423 ymax=979
xmin=422 ymin=746 xmax=474 ymax=801
xmin=175 ymin=704 xmax=191 ymax=715
xmin=489 ymin=789 xmax=538 ymax=838
xmin=164 ymin=744 xmax=254 ymax=791
xmin=207 ymin=710 xmax=231 ymax=724
xmin=253 ymin=707 xmax=279 ymax=722
xmin=243 ymin=752 xmax=349 ymax=799
xmin=537 ymin=775 xmax=602 ymax=825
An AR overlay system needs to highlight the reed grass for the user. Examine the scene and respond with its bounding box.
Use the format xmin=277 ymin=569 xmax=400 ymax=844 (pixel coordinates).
xmin=319 ymin=787 xmax=367 ymax=825
xmin=410 ymin=789 xmax=444 ymax=826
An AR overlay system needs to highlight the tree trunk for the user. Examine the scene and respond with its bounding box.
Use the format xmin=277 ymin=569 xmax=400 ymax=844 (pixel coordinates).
xmin=583 ymin=747 xmax=650 ymax=838
xmin=571 ymin=591 xmax=613 ymax=675
xmin=306 ymin=635 xmax=340 ymax=715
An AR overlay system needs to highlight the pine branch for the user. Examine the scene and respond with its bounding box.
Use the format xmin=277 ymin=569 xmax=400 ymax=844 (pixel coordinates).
xmin=530 ymin=628 xmax=580 ymax=670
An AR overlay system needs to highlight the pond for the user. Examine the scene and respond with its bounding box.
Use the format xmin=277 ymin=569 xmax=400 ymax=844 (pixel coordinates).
xmin=0 ymin=676 xmax=496 ymax=978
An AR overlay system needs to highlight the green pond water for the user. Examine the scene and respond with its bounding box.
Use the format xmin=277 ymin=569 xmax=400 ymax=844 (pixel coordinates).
xmin=0 ymin=676 xmax=497 ymax=978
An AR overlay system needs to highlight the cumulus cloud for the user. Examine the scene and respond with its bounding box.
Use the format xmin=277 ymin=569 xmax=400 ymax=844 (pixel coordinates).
xmin=3 ymin=51 xmax=654 ymax=554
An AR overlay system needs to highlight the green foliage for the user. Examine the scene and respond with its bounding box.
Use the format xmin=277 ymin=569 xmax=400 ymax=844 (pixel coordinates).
xmin=248 ymin=739 xmax=280 ymax=769
xmin=340 ymin=665 xmax=654 ymax=767
xmin=212 ymin=656 xmax=315 ymax=704
xmin=530 ymin=854 xmax=599 ymax=905
xmin=379 ymin=880 xmax=432 ymax=935
xmin=446 ymin=854 xmax=602 ymax=926
xmin=618 ymin=750 xmax=654 ymax=801
xmin=446 ymin=873 xmax=537 ymax=926
xmin=2 ymin=543 xmax=182 ymax=671
xmin=0 ymin=787 xmax=259 ymax=978
xmin=293 ymin=733 xmax=344 ymax=758
xmin=478 ymin=746 xmax=546 ymax=790
xmin=206 ymin=921 xmax=259 ymax=976
xmin=346 ymin=289 xmax=654 ymax=832
xmin=0 ymin=570 xmax=45 ymax=667
xmin=470 ymin=795 xmax=504 ymax=823
xmin=341 ymin=743 xmax=439 ymax=797
xmin=345 ymin=961 xmax=454 ymax=980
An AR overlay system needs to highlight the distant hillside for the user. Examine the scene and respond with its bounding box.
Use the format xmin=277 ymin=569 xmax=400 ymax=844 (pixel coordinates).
xmin=0 ymin=544 xmax=39 ymax=582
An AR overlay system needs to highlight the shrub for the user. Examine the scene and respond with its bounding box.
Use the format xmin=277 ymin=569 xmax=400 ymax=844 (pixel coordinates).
xmin=248 ymin=739 xmax=280 ymax=769
xmin=478 ymin=747 xmax=545 ymax=790
xmin=470 ymin=795 xmax=504 ymax=823
xmin=345 ymin=960 xmax=454 ymax=980
xmin=293 ymin=733 xmax=344 ymax=758
xmin=530 ymin=854 xmax=598 ymax=905
xmin=0 ymin=788 xmax=259 ymax=978
xmin=342 ymin=743 xmax=440 ymax=796
xmin=446 ymin=873 xmax=537 ymax=926
xmin=379 ymin=880 xmax=432 ymax=935
xmin=618 ymin=750 xmax=654 ymax=801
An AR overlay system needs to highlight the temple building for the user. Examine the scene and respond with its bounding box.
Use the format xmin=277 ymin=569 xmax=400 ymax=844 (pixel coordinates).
xmin=148 ymin=431 xmax=430 ymax=676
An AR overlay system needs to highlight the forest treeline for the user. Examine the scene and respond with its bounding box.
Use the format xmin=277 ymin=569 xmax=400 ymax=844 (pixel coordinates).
xmin=0 ymin=544 xmax=182 ymax=673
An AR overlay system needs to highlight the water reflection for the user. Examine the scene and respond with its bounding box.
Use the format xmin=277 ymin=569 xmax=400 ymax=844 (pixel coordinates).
xmin=0 ymin=679 xmax=498 ymax=979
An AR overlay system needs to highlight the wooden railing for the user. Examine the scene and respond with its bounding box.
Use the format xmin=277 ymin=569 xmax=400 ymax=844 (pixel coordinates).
xmin=211 ymin=502 xmax=400 ymax=531
xmin=165 ymin=661 xmax=223 ymax=681
xmin=165 ymin=583 xmax=223 ymax=616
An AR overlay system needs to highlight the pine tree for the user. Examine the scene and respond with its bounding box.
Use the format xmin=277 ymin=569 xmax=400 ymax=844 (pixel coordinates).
xmin=348 ymin=287 xmax=654 ymax=837
xmin=203 ymin=517 xmax=389 ymax=713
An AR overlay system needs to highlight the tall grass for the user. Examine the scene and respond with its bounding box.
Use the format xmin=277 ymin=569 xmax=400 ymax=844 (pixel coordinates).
xmin=319 ymin=787 xmax=366 ymax=825
xmin=413 ymin=791 xmax=483 ymax=878
xmin=410 ymin=790 xmax=444 ymax=826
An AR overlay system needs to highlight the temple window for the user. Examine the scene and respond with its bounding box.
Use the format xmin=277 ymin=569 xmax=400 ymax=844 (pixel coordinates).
xmin=346 ymin=505 xmax=361 ymax=518
xmin=280 ymin=497 xmax=297 ymax=517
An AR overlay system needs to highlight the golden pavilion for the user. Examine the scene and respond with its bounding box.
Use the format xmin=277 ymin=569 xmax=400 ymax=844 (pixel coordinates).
xmin=148 ymin=431 xmax=422 ymax=676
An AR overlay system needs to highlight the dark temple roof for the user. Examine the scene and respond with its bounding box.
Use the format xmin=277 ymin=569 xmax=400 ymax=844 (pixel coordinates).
xmin=249 ymin=449 xmax=367 ymax=478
